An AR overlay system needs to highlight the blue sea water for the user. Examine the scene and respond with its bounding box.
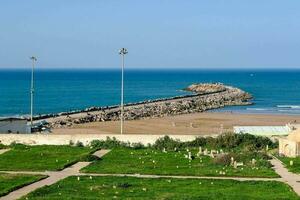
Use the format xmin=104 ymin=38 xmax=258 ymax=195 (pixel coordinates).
xmin=0 ymin=69 xmax=300 ymax=117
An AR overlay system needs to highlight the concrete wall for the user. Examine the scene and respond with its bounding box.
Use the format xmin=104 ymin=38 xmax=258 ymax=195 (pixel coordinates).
xmin=0 ymin=134 xmax=209 ymax=146
xmin=0 ymin=120 xmax=30 ymax=134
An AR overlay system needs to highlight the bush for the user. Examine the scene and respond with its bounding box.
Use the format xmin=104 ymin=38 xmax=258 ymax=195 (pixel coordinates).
xmin=213 ymin=154 xmax=232 ymax=166
xmin=75 ymin=141 xmax=84 ymax=147
xmin=89 ymin=133 xmax=277 ymax=151
xmin=131 ymin=142 xmax=145 ymax=149
xmin=90 ymin=137 xmax=132 ymax=149
xmin=0 ymin=142 xmax=6 ymax=149
xmin=9 ymin=142 xmax=27 ymax=149
xmin=152 ymin=136 xmax=183 ymax=150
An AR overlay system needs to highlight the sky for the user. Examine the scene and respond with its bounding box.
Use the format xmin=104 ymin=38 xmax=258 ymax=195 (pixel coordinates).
xmin=0 ymin=0 xmax=300 ymax=69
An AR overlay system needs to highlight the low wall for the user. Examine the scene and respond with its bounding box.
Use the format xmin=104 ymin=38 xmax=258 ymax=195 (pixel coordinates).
xmin=0 ymin=134 xmax=214 ymax=146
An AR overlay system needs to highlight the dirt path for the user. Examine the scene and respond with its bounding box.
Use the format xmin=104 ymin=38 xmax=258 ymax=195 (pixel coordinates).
xmin=0 ymin=149 xmax=10 ymax=155
xmin=270 ymin=156 xmax=300 ymax=196
xmin=0 ymin=149 xmax=110 ymax=200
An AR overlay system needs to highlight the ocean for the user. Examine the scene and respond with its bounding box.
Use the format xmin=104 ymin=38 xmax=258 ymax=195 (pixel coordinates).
xmin=0 ymin=69 xmax=300 ymax=117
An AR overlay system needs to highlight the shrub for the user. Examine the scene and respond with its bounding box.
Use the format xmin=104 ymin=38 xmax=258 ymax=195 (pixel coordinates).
xmin=0 ymin=142 xmax=6 ymax=149
xmin=90 ymin=137 xmax=132 ymax=149
xmin=75 ymin=141 xmax=84 ymax=147
xmin=9 ymin=142 xmax=26 ymax=149
xmin=131 ymin=142 xmax=145 ymax=149
xmin=213 ymin=153 xmax=232 ymax=166
xmin=152 ymin=136 xmax=183 ymax=150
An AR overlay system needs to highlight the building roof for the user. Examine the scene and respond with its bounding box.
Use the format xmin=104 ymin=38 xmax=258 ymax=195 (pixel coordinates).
xmin=0 ymin=117 xmax=27 ymax=122
xmin=234 ymin=126 xmax=290 ymax=136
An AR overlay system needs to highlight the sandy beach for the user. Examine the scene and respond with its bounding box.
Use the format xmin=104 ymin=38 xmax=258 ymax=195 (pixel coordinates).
xmin=51 ymin=112 xmax=300 ymax=135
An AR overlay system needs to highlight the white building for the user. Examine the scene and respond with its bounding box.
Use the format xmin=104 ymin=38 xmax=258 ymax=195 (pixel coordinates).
xmin=278 ymin=125 xmax=300 ymax=157
xmin=234 ymin=125 xmax=291 ymax=136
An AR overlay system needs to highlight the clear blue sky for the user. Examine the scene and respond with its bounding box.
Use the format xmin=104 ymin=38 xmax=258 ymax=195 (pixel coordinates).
xmin=1 ymin=0 xmax=300 ymax=69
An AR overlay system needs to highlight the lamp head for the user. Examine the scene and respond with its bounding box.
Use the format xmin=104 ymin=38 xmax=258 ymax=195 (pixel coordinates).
xmin=119 ymin=48 xmax=128 ymax=55
xmin=30 ymin=56 xmax=37 ymax=61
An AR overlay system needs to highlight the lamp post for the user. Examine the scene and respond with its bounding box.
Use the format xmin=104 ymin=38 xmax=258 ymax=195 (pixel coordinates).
xmin=119 ymin=48 xmax=128 ymax=135
xmin=30 ymin=56 xmax=37 ymax=128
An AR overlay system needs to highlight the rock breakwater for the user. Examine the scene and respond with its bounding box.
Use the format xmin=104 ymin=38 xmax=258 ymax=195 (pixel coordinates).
xmin=40 ymin=83 xmax=252 ymax=128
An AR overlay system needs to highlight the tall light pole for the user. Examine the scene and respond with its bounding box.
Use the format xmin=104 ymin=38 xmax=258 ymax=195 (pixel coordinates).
xmin=30 ymin=56 xmax=37 ymax=128
xmin=119 ymin=48 xmax=128 ymax=135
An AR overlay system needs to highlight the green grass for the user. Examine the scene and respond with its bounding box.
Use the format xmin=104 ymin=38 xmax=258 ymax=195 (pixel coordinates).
xmin=22 ymin=176 xmax=299 ymax=200
xmin=82 ymin=148 xmax=278 ymax=178
xmin=0 ymin=145 xmax=95 ymax=171
xmin=0 ymin=173 xmax=46 ymax=197
xmin=277 ymin=156 xmax=300 ymax=174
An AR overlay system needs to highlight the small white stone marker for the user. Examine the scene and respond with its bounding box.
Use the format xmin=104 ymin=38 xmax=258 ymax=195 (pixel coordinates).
xmin=197 ymin=146 xmax=202 ymax=157
xmin=233 ymin=161 xmax=237 ymax=169
xmin=204 ymin=149 xmax=208 ymax=155
xmin=251 ymin=158 xmax=256 ymax=165
xmin=89 ymin=176 xmax=93 ymax=180
xmin=290 ymin=160 xmax=294 ymax=166
xmin=188 ymin=152 xmax=192 ymax=160
xmin=77 ymin=177 xmax=80 ymax=181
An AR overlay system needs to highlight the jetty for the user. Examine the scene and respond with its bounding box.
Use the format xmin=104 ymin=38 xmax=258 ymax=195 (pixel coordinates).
xmin=36 ymin=83 xmax=252 ymax=129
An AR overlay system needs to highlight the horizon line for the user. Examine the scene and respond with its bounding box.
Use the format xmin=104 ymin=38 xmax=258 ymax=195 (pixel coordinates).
xmin=1 ymin=66 xmax=300 ymax=71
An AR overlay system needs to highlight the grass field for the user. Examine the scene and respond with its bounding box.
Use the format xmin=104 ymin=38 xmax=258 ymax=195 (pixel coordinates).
xmin=22 ymin=176 xmax=299 ymax=200
xmin=0 ymin=173 xmax=46 ymax=197
xmin=0 ymin=145 xmax=95 ymax=171
xmin=82 ymin=148 xmax=278 ymax=178
xmin=278 ymin=156 xmax=300 ymax=174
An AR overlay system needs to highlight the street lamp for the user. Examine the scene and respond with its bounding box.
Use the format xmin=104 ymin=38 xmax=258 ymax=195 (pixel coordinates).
xmin=30 ymin=56 xmax=37 ymax=128
xmin=119 ymin=48 xmax=128 ymax=135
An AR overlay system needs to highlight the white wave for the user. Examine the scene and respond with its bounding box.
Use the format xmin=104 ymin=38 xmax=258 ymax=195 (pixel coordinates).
xmin=246 ymin=108 xmax=269 ymax=111
xmin=277 ymin=105 xmax=300 ymax=109
xmin=278 ymin=109 xmax=300 ymax=113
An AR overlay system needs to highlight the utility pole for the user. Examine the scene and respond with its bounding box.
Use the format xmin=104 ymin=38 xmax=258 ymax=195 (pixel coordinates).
xmin=30 ymin=56 xmax=37 ymax=128
xmin=119 ymin=48 xmax=128 ymax=134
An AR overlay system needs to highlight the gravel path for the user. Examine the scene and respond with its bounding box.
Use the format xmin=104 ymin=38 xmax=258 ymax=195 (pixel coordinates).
xmin=270 ymin=156 xmax=300 ymax=196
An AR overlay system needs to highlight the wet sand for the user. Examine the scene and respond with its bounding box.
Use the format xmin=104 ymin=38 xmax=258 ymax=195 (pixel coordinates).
xmin=51 ymin=112 xmax=300 ymax=136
